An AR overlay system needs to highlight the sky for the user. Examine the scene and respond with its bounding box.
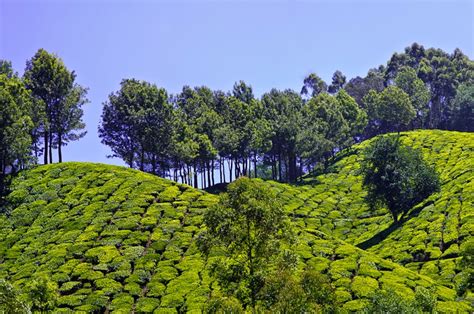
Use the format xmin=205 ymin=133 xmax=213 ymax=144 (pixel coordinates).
xmin=1 ymin=0 xmax=473 ymax=166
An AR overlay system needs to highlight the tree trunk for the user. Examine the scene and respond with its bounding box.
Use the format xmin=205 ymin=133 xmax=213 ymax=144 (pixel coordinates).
xmin=43 ymin=131 xmax=48 ymax=164
xmin=278 ymin=153 xmax=282 ymax=182
xmin=49 ymin=132 xmax=53 ymax=164
xmin=58 ymin=135 xmax=62 ymax=163
xmin=193 ymin=163 xmax=198 ymax=188
xmin=207 ymin=161 xmax=212 ymax=187
xmin=254 ymin=153 xmax=258 ymax=179
xmin=288 ymin=152 xmax=297 ymax=182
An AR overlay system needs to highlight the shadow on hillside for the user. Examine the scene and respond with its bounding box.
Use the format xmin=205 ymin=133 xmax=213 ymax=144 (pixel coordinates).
xmin=204 ymin=182 xmax=229 ymax=195
xmin=356 ymin=200 xmax=434 ymax=250
xmin=357 ymin=221 xmax=402 ymax=250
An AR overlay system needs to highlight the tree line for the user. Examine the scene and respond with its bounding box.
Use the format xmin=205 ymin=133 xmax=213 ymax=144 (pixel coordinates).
xmin=1 ymin=43 xmax=473 ymax=191
xmin=98 ymin=43 xmax=473 ymax=188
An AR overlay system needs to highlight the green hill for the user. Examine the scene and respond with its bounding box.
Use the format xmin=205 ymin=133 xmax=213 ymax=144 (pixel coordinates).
xmin=261 ymin=130 xmax=473 ymax=289
xmin=0 ymin=130 xmax=472 ymax=312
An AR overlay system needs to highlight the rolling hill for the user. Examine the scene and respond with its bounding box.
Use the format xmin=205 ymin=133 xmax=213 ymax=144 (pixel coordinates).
xmin=0 ymin=130 xmax=472 ymax=312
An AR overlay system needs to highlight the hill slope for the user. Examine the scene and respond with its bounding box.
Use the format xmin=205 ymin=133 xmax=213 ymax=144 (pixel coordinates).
xmin=260 ymin=130 xmax=473 ymax=289
xmin=0 ymin=130 xmax=472 ymax=312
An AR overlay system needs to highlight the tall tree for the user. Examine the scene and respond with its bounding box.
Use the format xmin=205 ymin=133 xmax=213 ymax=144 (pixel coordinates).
xmin=301 ymin=73 xmax=327 ymax=98
xmin=23 ymin=49 xmax=87 ymax=164
xmin=262 ymin=89 xmax=302 ymax=182
xmin=99 ymin=79 xmax=174 ymax=174
xmin=449 ymin=83 xmax=474 ymax=132
xmin=328 ymin=70 xmax=346 ymax=94
xmin=345 ymin=67 xmax=385 ymax=105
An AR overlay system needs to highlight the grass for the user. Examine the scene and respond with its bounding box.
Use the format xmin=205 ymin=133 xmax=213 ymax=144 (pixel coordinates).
xmin=0 ymin=130 xmax=472 ymax=312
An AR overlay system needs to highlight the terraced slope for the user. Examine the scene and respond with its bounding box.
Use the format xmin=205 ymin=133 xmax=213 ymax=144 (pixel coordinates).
xmin=261 ymin=130 xmax=474 ymax=289
xmin=0 ymin=160 xmax=470 ymax=312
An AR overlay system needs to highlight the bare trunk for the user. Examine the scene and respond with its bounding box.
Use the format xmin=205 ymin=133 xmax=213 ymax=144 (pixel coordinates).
xmin=193 ymin=164 xmax=198 ymax=189
xmin=58 ymin=135 xmax=62 ymax=163
xmin=49 ymin=132 xmax=53 ymax=164
xmin=254 ymin=153 xmax=258 ymax=178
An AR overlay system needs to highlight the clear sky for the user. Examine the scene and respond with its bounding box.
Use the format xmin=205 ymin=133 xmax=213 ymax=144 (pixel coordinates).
xmin=1 ymin=0 xmax=473 ymax=166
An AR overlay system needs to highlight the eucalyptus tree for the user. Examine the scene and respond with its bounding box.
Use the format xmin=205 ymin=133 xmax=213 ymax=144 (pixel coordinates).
xmin=384 ymin=43 xmax=474 ymax=129
xmin=175 ymin=86 xmax=220 ymax=188
xmin=345 ymin=67 xmax=385 ymax=106
xmin=297 ymin=93 xmax=348 ymax=171
xmin=23 ymin=49 xmax=87 ymax=164
xmin=301 ymin=73 xmax=327 ymax=98
xmin=328 ymin=70 xmax=346 ymax=94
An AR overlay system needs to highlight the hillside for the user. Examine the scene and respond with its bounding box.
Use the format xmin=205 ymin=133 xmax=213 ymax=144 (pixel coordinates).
xmin=0 ymin=130 xmax=472 ymax=312
xmin=261 ymin=130 xmax=474 ymax=290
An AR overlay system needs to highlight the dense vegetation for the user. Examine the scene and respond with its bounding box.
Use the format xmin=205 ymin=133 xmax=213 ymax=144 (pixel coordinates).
xmin=0 ymin=130 xmax=472 ymax=312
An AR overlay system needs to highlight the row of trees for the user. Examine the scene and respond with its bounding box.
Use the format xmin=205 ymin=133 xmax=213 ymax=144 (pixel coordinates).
xmin=99 ymin=44 xmax=473 ymax=188
xmin=99 ymin=80 xmax=367 ymax=187
xmin=0 ymin=50 xmax=87 ymax=199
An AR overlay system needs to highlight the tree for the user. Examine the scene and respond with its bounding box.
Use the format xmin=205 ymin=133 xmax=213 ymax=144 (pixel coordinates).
xmin=53 ymin=84 xmax=88 ymax=162
xmin=260 ymin=269 xmax=337 ymax=313
xmin=384 ymin=43 xmax=474 ymax=129
xmin=362 ymin=86 xmax=415 ymax=136
xmin=25 ymin=276 xmax=58 ymax=312
xmin=301 ymin=73 xmax=327 ymax=98
xmin=23 ymin=49 xmax=88 ymax=164
xmin=0 ymin=71 xmax=34 ymax=204
xmin=394 ymin=67 xmax=430 ymax=128
xmin=99 ymin=79 xmax=174 ymax=174
xmin=0 ymin=60 xmax=14 ymax=78
xmin=297 ymin=93 xmax=348 ymax=170
xmin=335 ymin=89 xmax=367 ymax=144
xmin=261 ymin=89 xmax=302 ymax=182
xmin=0 ymin=280 xmax=31 ymax=314
xmin=345 ymin=67 xmax=385 ymax=105
xmin=360 ymin=135 xmax=440 ymax=222
xmin=328 ymin=70 xmax=346 ymax=94
xmin=197 ymin=177 xmax=294 ymax=310
xmin=449 ymin=83 xmax=473 ymax=132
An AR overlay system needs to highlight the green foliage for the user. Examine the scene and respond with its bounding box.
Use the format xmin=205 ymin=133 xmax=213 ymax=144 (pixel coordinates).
xmin=198 ymin=177 xmax=294 ymax=309
xmin=449 ymin=83 xmax=474 ymax=131
xmin=360 ymin=134 xmax=440 ymax=222
xmin=23 ymin=48 xmax=88 ymax=164
xmin=25 ymin=275 xmax=58 ymax=311
xmin=0 ymin=279 xmax=31 ymax=313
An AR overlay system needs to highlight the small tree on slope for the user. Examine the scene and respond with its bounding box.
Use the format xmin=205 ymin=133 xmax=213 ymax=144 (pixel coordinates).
xmin=197 ymin=177 xmax=295 ymax=310
xmin=360 ymin=134 xmax=440 ymax=223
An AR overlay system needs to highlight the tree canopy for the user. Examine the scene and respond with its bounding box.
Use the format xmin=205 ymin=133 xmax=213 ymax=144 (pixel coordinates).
xmin=360 ymin=134 xmax=440 ymax=222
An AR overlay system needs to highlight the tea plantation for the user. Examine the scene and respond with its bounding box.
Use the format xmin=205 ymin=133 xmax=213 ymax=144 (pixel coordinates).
xmin=0 ymin=130 xmax=472 ymax=312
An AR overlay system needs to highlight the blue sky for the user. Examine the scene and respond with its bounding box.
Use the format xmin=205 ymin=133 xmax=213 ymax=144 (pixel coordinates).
xmin=1 ymin=0 xmax=473 ymax=166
